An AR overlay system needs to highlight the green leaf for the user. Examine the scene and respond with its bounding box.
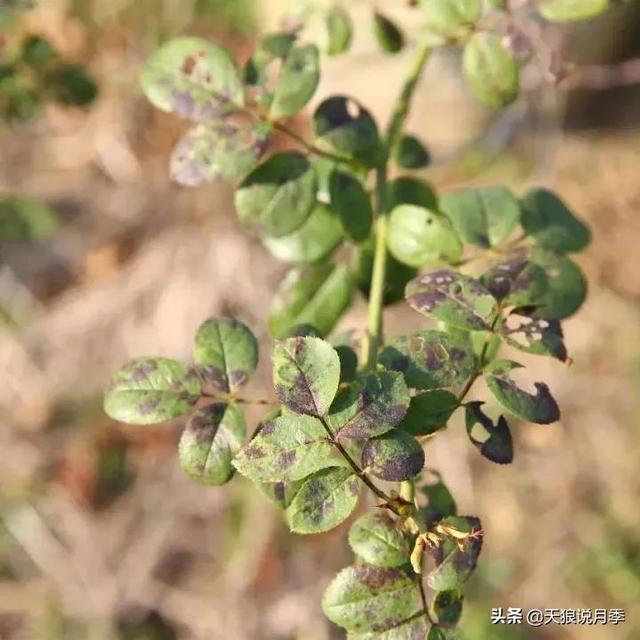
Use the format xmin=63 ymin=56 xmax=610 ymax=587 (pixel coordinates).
xmin=257 ymin=478 xmax=304 ymax=509
xmin=380 ymin=330 xmax=477 ymax=390
xmin=405 ymin=270 xmax=498 ymax=331
xmin=373 ymin=12 xmax=405 ymax=54
xmin=49 ymin=65 xmax=98 ymax=107
xmin=422 ymin=0 xmax=482 ymax=38
xmin=388 ymin=205 xmax=463 ymax=268
xmin=529 ymin=249 xmax=587 ymax=319
xmin=427 ymin=516 xmax=483 ymax=591
xmin=348 ymin=616 xmax=429 ymax=639
xmin=21 ymin=35 xmax=57 ymax=67
xmin=327 ymin=372 xmax=410 ymax=439
xmin=440 ymin=186 xmax=521 ymax=248
xmin=285 ymin=467 xmax=360 ymax=534
xmin=104 ymin=357 xmax=201 ymax=425
xmin=171 ymin=120 xmax=269 ymax=186
xmin=484 ymin=359 xmax=560 ymax=424
xmin=419 ymin=473 xmax=457 ymax=525
xmin=314 ymin=96 xmax=382 ymax=166
xmin=500 ymin=311 xmax=567 ymax=361
xmin=141 ymin=37 xmax=244 ymax=120
xmin=272 ymin=336 xmax=341 ymax=416
xmin=362 ymin=431 xmax=425 ymax=482
xmin=263 ymin=202 xmax=344 ymax=264
xmin=233 ymin=414 xmax=334 ymax=482
xmin=464 ymin=401 xmax=513 ymax=464
xmin=270 ymin=44 xmax=320 ymax=120
xmin=244 ymin=32 xmax=295 ymax=105
xmin=390 ymin=176 xmax=437 ymax=210
xmin=0 ymin=196 xmax=58 ymax=241
xmin=539 ymin=0 xmax=608 ymax=22
xmin=322 ymin=564 xmax=422 ymax=632
xmin=326 ymin=6 xmax=353 ymax=56
xmin=428 ymin=627 xmax=464 ymax=640
xmin=270 ymin=263 xmax=353 ymax=338
xmin=521 ymin=188 xmax=591 ymax=253
xmin=178 ymin=403 xmax=245 ymax=485
xmin=463 ymin=32 xmax=519 ymax=108
xmin=193 ymin=317 xmax=258 ymax=394
xmin=334 ymin=340 xmax=359 ymax=384
xmin=329 ymin=170 xmax=373 ymax=242
xmin=433 ymin=591 xmax=463 ymax=627
xmin=395 ymin=135 xmax=431 ymax=170
xmin=349 ymin=513 xmax=410 ymax=568
xmin=234 ymin=152 xmax=316 ymax=238
xmin=400 ymin=390 xmax=459 ymax=436
xmin=481 ymin=255 xmax=548 ymax=307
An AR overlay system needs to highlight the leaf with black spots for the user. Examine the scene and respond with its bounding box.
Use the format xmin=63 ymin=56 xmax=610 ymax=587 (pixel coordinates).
xmin=285 ymin=467 xmax=360 ymax=534
xmin=322 ymin=564 xmax=422 ymax=633
xmin=270 ymin=44 xmax=319 ymax=119
xmin=193 ymin=317 xmax=258 ymax=395
xmin=349 ymin=513 xmax=410 ymax=568
xmin=141 ymin=37 xmax=244 ymax=120
xmin=233 ymin=414 xmax=334 ymax=482
xmin=178 ymin=403 xmax=245 ymax=485
xmin=500 ymin=312 xmax=567 ymax=362
xmin=273 ymin=336 xmax=341 ymax=416
xmin=379 ymin=330 xmax=476 ymax=390
xmin=481 ymin=255 xmax=548 ymax=307
xmin=329 ymin=169 xmax=373 ymax=242
xmin=104 ymin=357 xmax=201 ymax=425
xmin=327 ymin=372 xmax=410 ymax=439
xmin=464 ymin=401 xmax=513 ymax=464
xmin=256 ymin=478 xmax=304 ymax=509
xmin=400 ymin=390 xmax=459 ymax=436
xmin=484 ymin=359 xmax=560 ymax=424
xmin=348 ymin=616 xmax=429 ymax=639
xmin=373 ymin=12 xmax=405 ymax=54
xmin=362 ymin=431 xmax=425 ymax=482
xmin=405 ymin=270 xmax=498 ymax=331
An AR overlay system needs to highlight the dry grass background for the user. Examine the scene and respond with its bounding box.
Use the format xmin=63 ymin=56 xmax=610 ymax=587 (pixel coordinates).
xmin=1 ymin=1 xmax=640 ymax=639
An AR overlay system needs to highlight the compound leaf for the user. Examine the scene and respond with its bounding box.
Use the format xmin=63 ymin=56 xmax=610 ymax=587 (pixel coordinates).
xmin=178 ymin=403 xmax=245 ymax=485
xmin=348 ymin=513 xmax=410 ymax=568
xmin=329 ymin=170 xmax=373 ymax=242
xmin=405 ymin=270 xmax=498 ymax=331
xmin=141 ymin=37 xmax=244 ymax=120
xmin=400 ymin=390 xmax=459 ymax=436
xmin=233 ymin=414 xmax=334 ymax=482
xmin=362 ymin=431 xmax=425 ymax=482
xmin=234 ymin=151 xmax=316 ymax=238
xmin=104 ymin=357 xmax=201 ymax=425
xmin=273 ymin=336 xmax=341 ymax=416
xmin=484 ymin=359 xmax=560 ymax=424
xmin=286 ymin=466 xmax=360 ymax=534
xmin=270 ymin=44 xmax=320 ymax=119
xmin=193 ymin=316 xmax=258 ymax=394
xmin=464 ymin=401 xmax=513 ymax=464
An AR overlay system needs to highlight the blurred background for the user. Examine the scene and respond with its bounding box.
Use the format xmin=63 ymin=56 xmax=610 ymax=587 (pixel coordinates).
xmin=1 ymin=1 xmax=640 ymax=638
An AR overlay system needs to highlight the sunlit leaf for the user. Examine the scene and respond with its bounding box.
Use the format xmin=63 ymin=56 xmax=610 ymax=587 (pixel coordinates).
xmin=362 ymin=431 xmax=425 ymax=481
xmin=270 ymin=44 xmax=319 ymax=119
xmin=326 ymin=6 xmax=353 ymax=56
xmin=349 ymin=513 xmax=410 ymax=568
xmin=422 ymin=0 xmax=482 ymax=38
xmin=539 ymin=0 xmax=608 ymax=22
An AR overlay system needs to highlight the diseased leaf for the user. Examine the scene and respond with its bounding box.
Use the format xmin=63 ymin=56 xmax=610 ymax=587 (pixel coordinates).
xmin=500 ymin=311 xmax=567 ymax=361
xmin=233 ymin=414 xmax=334 ymax=482
xmin=422 ymin=0 xmax=482 ymax=38
xmin=314 ymin=96 xmax=382 ymax=166
xmin=373 ymin=12 xmax=405 ymax=54
xmin=193 ymin=316 xmax=258 ymax=394
xmin=521 ymin=188 xmax=591 ymax=253
xmin=539 ymin=0 xmax=608 ymax=22
xmin=379 ymin=330 xmax=476 ymax=390
xmin=322 ymin=564 xmax=422 ymax=633
xmin=178 ymin=403 xmax=245 ymax=485
xmin=326 ymin=6 xmax=353 ymax=56
xmin=273 ymin=336 xmax=341 ymax=416
xmin=400 ymin=390 xmax=459 ymax=436
xmin=263 ymin=202 xmax=344 ymax=264
xmin=481 ymin=255 xmax=548 ymax=308
xmin=104 ymin=357 xmax=201 ymax=425
xmin=329 ymin=170 xmax=373 ymax=242
xmin=348 ymin=513 xmax=410 ymax=568
xmin=428 ymin=627 xmax=464 ymax=640
xmin=257 ymin=478 xmax=304 ymax=509
xmin=463 ymin=32 xmax=519 ymax=108
xmin=395 ymin=135 xmax=430 ymax=170
xmin=348 ymin=616 xmax=429 ymax=640
xmin=427 ymin=516 xmax=483 ymax=591
xmin=433 ymin=590 xmax=463 ymax=627
xmin=327 ymin=372 xmax=410 ymax=439
xmin=419 ymin=473 xmax=457 ymax=525
xmin=269 ymin=263 xmax=353 ymax=338
xmin=530 ymin=248 xmax=587 ymax=319
xmin=234 ymin=152 xmax=316 ymax=238
xmin=439 ymin=186 xmax=521 ymax=248
xmin=484 ymin=359 xmax=560 ymax=424
xmin=141 ymin=37 xmax=244 ymax=120
xmin=362 ymin=431 xmax=425 ymax=482
xmin=286 ymin=467 xmax=360 ymax=534
xmin=171 ymin=120 xmax=269 ymax=186
xmin=390 ymin=176 xmax=438 ymax=210
xmin=464 ymin=401 xmax=513 ymax=464
xmin=244 ymin=32 xmax=295 ymax=105
xmin=388 ymin=205 xmax=462 ymax=269
xmin=269 ymin=44 xmax=319 ymax=119
xmin=405 ymin=270 xmax=498 ymax=331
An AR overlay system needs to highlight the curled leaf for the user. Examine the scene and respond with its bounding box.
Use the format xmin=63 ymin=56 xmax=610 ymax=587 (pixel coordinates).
xmin=464 ymin=401 xmax=513 ymax=464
